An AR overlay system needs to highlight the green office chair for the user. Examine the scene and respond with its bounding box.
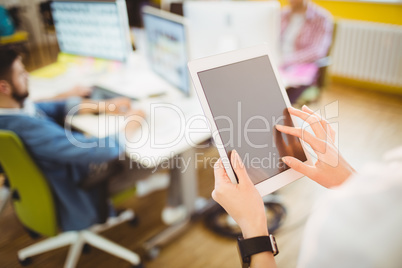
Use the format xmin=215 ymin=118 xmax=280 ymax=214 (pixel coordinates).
xmin=0 ymin=130 xmax=143 ymax=268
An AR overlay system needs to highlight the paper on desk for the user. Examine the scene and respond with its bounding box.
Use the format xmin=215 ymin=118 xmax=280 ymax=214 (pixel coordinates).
xmin=30 ymin=62 xmax=68 ymax=78
xmin=30 ymin=53 xmax=82 ymax=78
xmin=30 ymin=53 xmax=114 ymax=79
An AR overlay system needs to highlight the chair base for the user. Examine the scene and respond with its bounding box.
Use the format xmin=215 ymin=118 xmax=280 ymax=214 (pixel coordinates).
xmin=18 ymin=210 xmax=142 ymax=268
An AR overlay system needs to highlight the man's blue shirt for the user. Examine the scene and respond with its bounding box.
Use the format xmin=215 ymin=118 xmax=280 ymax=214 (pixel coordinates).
xmin=0 ymin=99 xmax=123 ymax=231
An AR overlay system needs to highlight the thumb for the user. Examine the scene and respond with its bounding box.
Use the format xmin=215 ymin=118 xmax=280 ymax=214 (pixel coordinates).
xmin=230 ymin=150 xmax=250 ymax=185
xmin=282 ymin=156 xmax=314 ymax=178
xmin=214 ymin=158 xmax=231 ymax=187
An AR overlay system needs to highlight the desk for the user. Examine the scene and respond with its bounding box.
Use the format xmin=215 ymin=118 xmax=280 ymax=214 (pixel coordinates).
xmin=29 ymin=51 xmax=212 ymax=255
xmin=68 ymin=93 xmax=210 ymax=208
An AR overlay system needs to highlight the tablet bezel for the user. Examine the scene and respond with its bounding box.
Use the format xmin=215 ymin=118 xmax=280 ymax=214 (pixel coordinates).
xmin=188 ymin=44 xmax=314 ymax=196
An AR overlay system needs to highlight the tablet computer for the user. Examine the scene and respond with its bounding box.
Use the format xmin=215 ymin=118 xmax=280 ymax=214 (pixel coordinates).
xmin=188 ymin=44 xmax=313 ymax=196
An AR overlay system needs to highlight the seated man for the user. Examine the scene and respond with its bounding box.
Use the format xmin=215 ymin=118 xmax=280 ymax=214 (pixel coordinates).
xmin=0 ymin=48 xmax=148 ymax=231
xmin=279 ymin=0 xmax=333 ymax=103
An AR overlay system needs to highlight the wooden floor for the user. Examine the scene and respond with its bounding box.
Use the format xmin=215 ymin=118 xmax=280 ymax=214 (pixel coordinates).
xmin=1 ymin=65 xmax=402 ymax=267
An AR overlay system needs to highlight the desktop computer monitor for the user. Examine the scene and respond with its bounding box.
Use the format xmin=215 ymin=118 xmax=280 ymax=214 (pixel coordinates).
xmin=183 ymin=1 xmax=280 ymax=64
xmin=142 ymin=6 xmax=190 ymax=96
xmin=51 ymin=0 xmax=132 ymax=62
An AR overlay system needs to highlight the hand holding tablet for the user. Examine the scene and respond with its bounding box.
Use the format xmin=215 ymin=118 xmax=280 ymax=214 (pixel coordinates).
xmin=212 ymin=104 xmax=356 ymax=262
xmin=188 ymin=44 xmax=313 ymax=196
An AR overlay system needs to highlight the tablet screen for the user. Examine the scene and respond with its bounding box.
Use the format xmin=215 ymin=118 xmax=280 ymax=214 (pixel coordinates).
xmin=198 ymin=55 xmax=307 ymax=185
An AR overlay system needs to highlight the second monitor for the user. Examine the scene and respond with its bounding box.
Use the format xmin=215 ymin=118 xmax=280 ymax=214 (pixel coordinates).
xmin=183 ymin=0 xmax=280 ymax=64
xmin=142 ymin=6 xmax=191 ymax=96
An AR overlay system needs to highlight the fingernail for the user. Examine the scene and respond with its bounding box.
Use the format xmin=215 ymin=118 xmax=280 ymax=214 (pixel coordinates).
xmin=230 ymin=150 xmax=235 ymax=163
xmin=233 ymin=150 xmax=242 ymax=165
xmin=282 ymin=157 xmax=289 ymax=164
xmin=232 ymin=150 xmax=238 ymax=161
xmin=275 ymin=124 xmax=283 ymax=129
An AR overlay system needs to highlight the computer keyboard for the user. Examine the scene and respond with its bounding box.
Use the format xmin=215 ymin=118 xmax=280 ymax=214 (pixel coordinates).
xmin=90 ymin=86 xmax=133 ymax=100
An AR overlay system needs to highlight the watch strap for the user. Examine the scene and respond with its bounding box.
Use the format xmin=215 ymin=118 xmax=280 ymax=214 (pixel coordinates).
xmin=238 ymin=236 xmax=273 ymax=258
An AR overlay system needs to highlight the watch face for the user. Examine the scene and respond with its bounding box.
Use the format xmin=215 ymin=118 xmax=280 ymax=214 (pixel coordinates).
xmin=269 ymin=234 xmax=279 ymax=256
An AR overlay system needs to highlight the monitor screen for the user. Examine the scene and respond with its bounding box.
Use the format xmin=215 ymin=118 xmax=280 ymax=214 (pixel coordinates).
xmin=183 ymin=1 xmax=280 ymax=64
xmin=142 ymin=8 xmax=190 ymax=96
xmin=51 ymin=0 xmax=132 ymax=61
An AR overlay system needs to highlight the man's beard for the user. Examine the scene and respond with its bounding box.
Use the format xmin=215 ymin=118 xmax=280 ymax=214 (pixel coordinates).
xmin=11 ymin=85 xmax=29 ymax=106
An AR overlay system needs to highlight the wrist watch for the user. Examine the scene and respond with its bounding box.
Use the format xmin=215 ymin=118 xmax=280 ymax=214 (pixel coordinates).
xmin=237 ymin=234 xmax=279 ymax=268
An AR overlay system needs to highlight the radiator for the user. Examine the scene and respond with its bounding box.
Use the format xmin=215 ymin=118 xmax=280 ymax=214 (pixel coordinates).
xmin=331 ymin=19 xmax=402 ymax=87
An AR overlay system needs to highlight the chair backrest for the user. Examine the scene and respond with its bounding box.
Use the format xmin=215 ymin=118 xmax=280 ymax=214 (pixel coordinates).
xmin=0 ymin=130 xmax=58 ymax=237
xmin=316 ymin=21 xmax=338 ymax=89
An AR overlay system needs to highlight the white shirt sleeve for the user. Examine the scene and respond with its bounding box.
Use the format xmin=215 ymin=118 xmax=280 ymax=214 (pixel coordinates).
xmin=297 ymin=146 xmax=402 ymax=268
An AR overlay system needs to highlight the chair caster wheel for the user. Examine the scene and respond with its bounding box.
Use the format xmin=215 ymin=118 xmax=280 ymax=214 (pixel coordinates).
xmin=82 ymin=243 xmax=91 ymax=254
xmin=19 ymin=257 xmax=32 ymax=266
xmin=132 ymin=262 xmax=145 ymax=268
xmin=24 ymin=227 xmax=41 ymax=239
xmin=129 ymin=215 xmax=139 ymax=227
